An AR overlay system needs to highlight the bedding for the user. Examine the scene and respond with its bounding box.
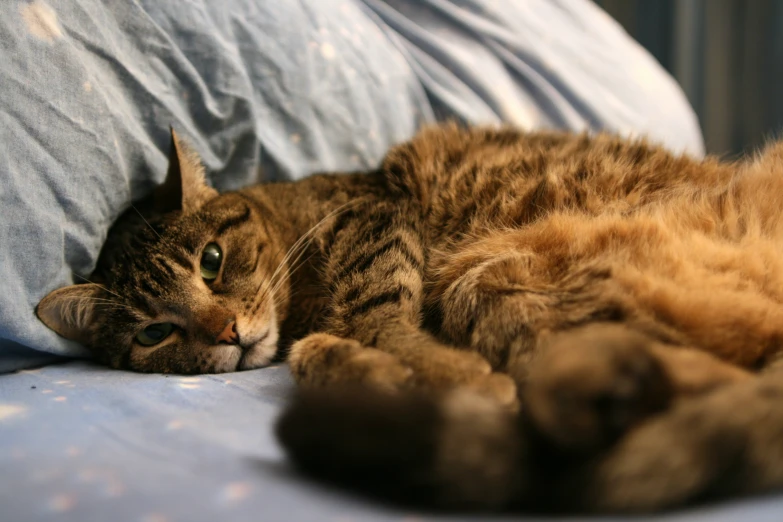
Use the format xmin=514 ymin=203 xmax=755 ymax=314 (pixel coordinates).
xmin=7 ymin=1 xmax=765 ymax=520
xmin=0 ymin=0 xmax=703 ymax=371
xmin=3 ymin=361 xmax=783 ymax=521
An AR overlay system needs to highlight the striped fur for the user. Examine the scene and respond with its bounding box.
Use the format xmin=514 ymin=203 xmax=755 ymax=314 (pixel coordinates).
xmin=37 ymin=123 xmax=783 ymax=512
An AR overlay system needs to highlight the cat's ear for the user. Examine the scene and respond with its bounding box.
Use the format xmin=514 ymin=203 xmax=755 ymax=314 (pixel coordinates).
xmin=36 ymin=284 xmax=105 ymax=346
xmin=153 ymin=127 xmax=218 ymax=214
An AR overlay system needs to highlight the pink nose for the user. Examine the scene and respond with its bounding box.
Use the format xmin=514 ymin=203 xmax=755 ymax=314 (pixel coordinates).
xmin=216 ymin=321 xmax=238 ymax=344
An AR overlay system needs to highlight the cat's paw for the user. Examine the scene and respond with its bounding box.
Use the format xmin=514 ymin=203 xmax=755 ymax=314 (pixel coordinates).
xmin=404 ymin=344 xmax=492 ymax=388
xmin=401 ymin=341 xmax=515 ymax=407
xmin=464 ymin=372 xmax=520 ymax=411
xmin=524 ymin=324 xmax=673 ymax=453
xmin=289 ymin=333 xmax=413 ymax=394
xmin=348 ymin=348 xmax=415 ymax=394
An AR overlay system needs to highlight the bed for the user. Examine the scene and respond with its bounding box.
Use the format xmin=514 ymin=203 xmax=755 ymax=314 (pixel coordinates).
xmin=6 ymin=1 xmax=766 ymax=520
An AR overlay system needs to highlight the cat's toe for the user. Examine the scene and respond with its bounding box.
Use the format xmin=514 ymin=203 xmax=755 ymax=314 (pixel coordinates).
xmin=593 ymin=353 xmax=668 ymax=437
xmin=465 ymin=373 xmax=520 ymax=411
xmin=434 ymin=348 xmax=493 ymax=382
xmin=524 ymin=324 xmax=673 ymax=453
xmin=352 ymin=349 xmax=414 ymax=394
xmin=401 ymin=344 xmax=492 ymax=390
xmin=290 ymin=334 xmax=413 ymax=393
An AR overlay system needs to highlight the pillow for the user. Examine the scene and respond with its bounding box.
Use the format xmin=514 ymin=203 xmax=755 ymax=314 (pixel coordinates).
xmin=0 ymin=0 xmax=703 ymax=371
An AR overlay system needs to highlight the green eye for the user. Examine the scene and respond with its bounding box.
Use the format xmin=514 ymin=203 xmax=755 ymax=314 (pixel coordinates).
xmin=200 ymin=242 xmax=222 ymax=281
xmin=136 ymin=323 xmax=174 ymax=346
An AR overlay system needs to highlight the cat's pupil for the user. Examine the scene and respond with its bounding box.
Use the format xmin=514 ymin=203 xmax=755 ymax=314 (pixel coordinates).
xmin=200 ymin=243 xmax=222 ymax=281
xmin=136 ymin=322 xmax=174 ymax=346
xmin=145 ymin=325 xmax=167 ymax=340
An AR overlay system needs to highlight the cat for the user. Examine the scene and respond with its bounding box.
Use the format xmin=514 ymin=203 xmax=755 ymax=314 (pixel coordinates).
xmin=36 ymin=123 xmax=783 ymax=513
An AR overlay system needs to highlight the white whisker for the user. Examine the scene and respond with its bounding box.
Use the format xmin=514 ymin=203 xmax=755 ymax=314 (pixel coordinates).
xmin=72 ymin=274 xmax=124 ymax=300
xmin=54 ymin=296 xmax=133 ymax=311
xmin=270 ymin=248 xmax=318 ymax=298
xmin=261 ymin=199 xmax=366 ymax=302
xmin=131 ymin=204 xmax=163 ymax=241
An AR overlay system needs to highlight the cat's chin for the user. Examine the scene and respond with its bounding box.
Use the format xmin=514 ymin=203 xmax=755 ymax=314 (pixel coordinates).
xmin=237 ymin=343 xmax=277 ymax=371
xmin=236 ymin=324 xmax=280 ymax=371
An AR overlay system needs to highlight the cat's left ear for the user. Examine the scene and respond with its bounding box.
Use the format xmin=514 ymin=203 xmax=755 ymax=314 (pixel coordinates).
xmin=35 ymin=284 xmax=106 ymax=347
xmin=152 ymin=127 xmax=218 ymax=214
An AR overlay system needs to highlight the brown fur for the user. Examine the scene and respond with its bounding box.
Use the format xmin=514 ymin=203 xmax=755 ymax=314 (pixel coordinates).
xmin=37 ymin=123 xmax=783 ymax=512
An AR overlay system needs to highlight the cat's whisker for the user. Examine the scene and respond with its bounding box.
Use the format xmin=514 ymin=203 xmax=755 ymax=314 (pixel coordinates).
xmin=54 ymin=296 xmax=133 ymax=313
xmin=285 ymin=287 xmax=308 ymax=302
xmin=72 ymin=298 xmax=126 ymax=306
xmin=267 ymin=222 xmax=321 ymax=287
xmin=254 ymin=195 xmax=344 ymax=312
xmin=259 ymin=234 xmax=327 ymax=307
xmin=263 ymin=199 xmax=365 ymax=301
xmin=62 ymin=296 xmax=128 ymax=308
xmin=269 ymin=240 xmax=316 ymax=295
xmin=266 ymin=215 xmax=346 ymax=298
xmin=270 ymin=248 xmax=318 ymax=299
xmin=72 ymin=274 xmax=125 ymax=301
xmin=254 ymin=277 xmax=275 ymax=307
xmin=131 ymin=204 xmax=163 ymax=241
xmin=56 ymin=295 xmax=129 ymax=306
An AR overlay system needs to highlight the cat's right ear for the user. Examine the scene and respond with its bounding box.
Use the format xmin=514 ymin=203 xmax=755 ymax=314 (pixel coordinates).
xmin=36 ymin=284 xmax=105 ymax=347
xmin=152 ymin=127 xmax=218 ymax=215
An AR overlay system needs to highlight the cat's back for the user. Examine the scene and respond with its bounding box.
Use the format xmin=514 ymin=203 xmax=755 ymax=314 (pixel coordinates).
xmin=379 ymin=123 xmax=734 ymax=237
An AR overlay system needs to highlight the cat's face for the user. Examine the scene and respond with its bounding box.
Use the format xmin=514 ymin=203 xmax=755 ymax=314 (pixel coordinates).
xmin=36 ymin=130 xmax=289 ymax=374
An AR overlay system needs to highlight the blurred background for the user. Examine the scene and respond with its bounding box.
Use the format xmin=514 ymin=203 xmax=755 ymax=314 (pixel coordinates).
xmin=596 ymin=0 xmax=783 ymax=157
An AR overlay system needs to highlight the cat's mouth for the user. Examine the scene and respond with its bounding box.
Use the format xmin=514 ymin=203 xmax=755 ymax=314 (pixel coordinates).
xmin=242 ymin=328 xmax=270 ymax=353
xmin=235 ymin=326 xmax=278 ymax=371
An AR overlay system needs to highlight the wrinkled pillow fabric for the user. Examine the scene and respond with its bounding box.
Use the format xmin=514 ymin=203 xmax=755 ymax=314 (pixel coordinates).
xmin=0 ymin=0 xmax=703 ymax=371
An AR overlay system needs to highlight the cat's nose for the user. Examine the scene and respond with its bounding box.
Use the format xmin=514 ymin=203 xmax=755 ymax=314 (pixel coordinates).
xmin=216 ymin=320 xmax=239 ymax=345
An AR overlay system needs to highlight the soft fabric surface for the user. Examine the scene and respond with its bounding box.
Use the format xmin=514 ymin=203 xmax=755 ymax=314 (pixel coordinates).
xmin=2 ymin=361 xmax=782 ymax=521
xmin=0 ymin=0 xmax=703 ymax=370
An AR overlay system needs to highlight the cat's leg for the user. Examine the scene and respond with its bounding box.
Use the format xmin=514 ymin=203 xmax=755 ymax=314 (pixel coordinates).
xmin=565 ymin=370 xmax=783 ymax=513
xmin=277 ymin=341 xmax=783 ymax=514
xmin=288 ymin=202 xmax=516 ymax=404
xmin=522 ymin=325 xmax=751 ymax=453
xmin=432 ymin=242 xmax=752 ymax=451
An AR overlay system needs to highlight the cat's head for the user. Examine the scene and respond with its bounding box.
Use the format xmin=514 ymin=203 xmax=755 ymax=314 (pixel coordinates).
xmin=36 ymin=129 xmax=289 ymax=374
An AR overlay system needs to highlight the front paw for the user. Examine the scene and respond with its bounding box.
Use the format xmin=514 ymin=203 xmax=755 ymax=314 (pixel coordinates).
xmin=348 ymin=348 xmax=415 ymax=394
xmin=289 ymin=333 xmax=413 ymax=394
xmin=465 ymin=372 xmax=520 ymax=411
xmin=395 ymin=340 xmax=492 ymax=389
xmin=404 ymin=343 xmax=517 ymax=409
xmin=524 ymin=324 xmax=673 ymax=453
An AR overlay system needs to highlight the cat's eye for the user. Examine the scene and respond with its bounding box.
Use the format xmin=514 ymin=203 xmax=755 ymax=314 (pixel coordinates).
xmin=200 ymin=242 xmax=223 ymax=281
xmin=136 ymin=322 xmax=174 ymax=346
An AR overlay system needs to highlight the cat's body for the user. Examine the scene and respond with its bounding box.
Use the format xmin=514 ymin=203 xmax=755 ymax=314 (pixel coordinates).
xmin=37 ymin=124 xmax=783 ymax=512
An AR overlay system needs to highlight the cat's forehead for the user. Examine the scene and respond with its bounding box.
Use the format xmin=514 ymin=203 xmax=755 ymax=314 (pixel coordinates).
xmin=155 ymin=194 xmax=257 ymax=243
xmin=153 ymin=193 xmax=243 ymax=230
xmin=105 ymin=228 xmax=200 ymax=306
xmin=98 ymin=194 xmax=258 ymax=294
xmin=165 ymin=196 xmax=258 ymax=252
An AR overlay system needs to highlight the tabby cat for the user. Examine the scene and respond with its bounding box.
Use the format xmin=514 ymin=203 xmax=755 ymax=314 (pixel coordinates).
xmin=37 ymin=124 xmax=783 ymax=513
